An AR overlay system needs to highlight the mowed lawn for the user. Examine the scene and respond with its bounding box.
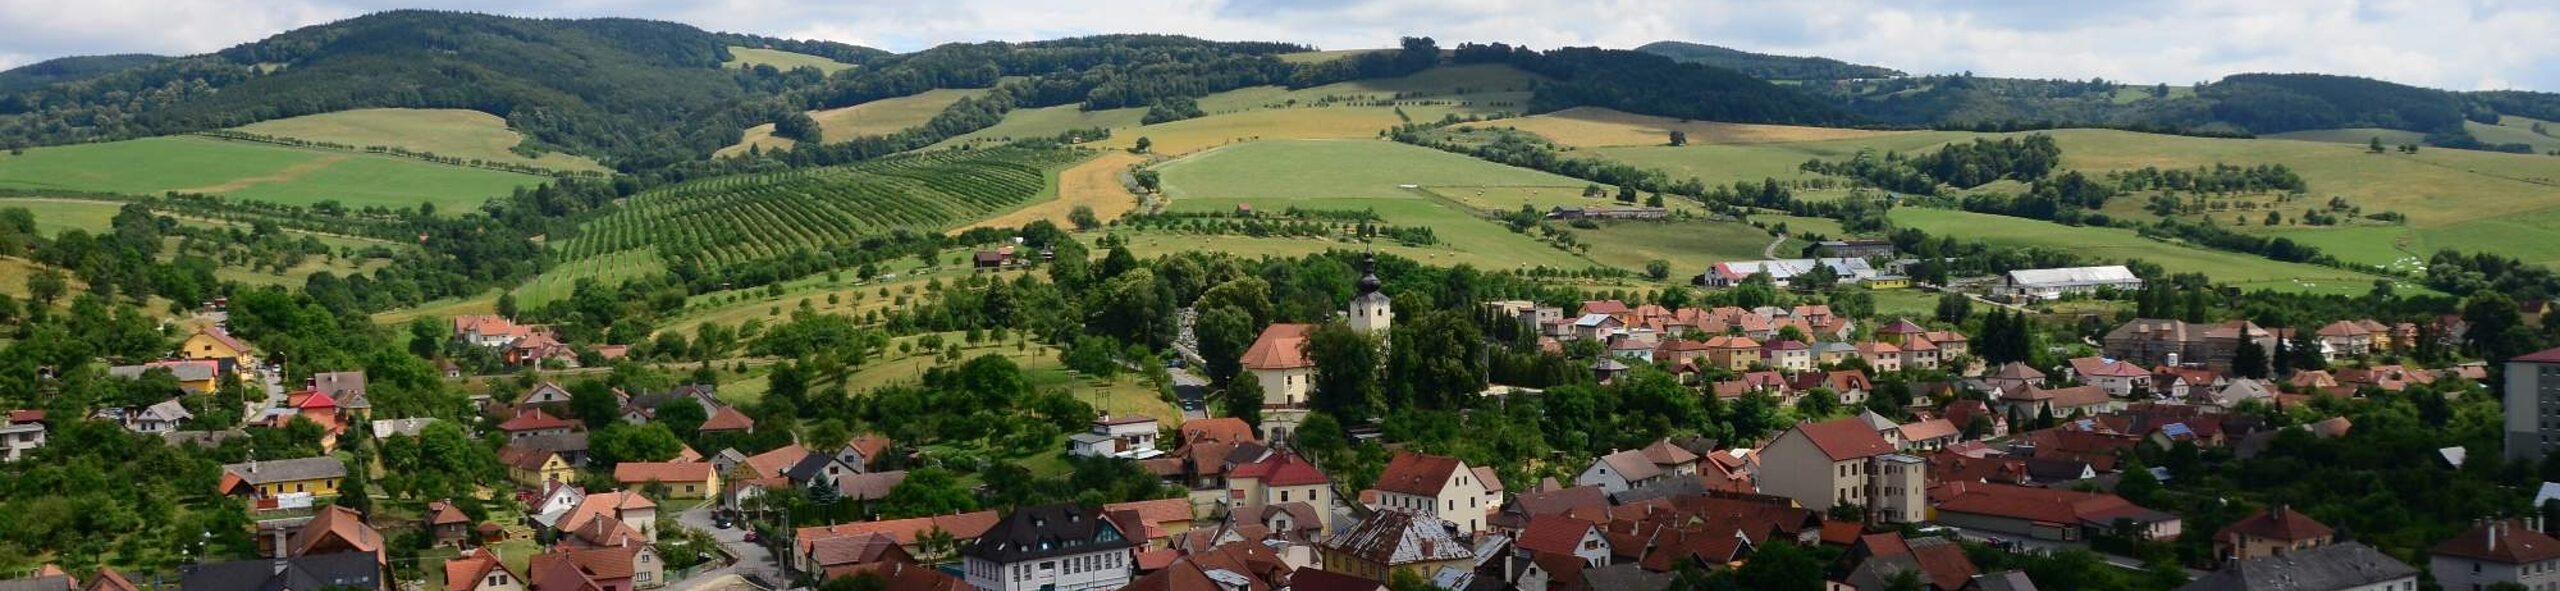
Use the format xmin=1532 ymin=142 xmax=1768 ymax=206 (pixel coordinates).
xmin=1589 ymin=131 xmax=1984 ymax=189
xmin=723 ymin=46 xmax=856 ymax=73
xmin=935 ymin=64 xmax=1534 ymax=154
xmin=1891 ymin=208 xmax=2413 ymax=295
xmin=0 ymin=197 xmax=124 ymax=236
xmin=1566 ymin=220 xmax=1781 ymax=276
xmin=231 ymin=108 xmax=606 ymax=172
xmin=1154 ymin=139 xmax=1604 ymax=271
xmin=0 ymin=136 xmax=545 ymax=213
xmin=721 ymin=88 xmax=991 ymax=157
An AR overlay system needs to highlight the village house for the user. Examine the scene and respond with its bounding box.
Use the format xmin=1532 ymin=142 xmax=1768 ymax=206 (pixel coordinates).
xmin=1071 ymin=415 xmax=1163 ymax=458
xmin=179 ymin=327 xmax=257 ymax=374
xmin=526 ymin=544 xmax=663 ymax=590
xmin=1704 ymin=336 xmax=1761 ymax=371
xmin=2315 ymin=321 xmax=2375 ymax=359
xmin=1756 ymin=418 xmax=1927 ymax=524
xmin=181 ymin=552 xmax=382 ymax=591
xmin=1243 ymin=324 xmax=1317 ymax=410
xmin=1699 ymin=258 xmax=1881 ymax=289
xmin=2180 ymin=542 xmax=2414 ymax=591
xmin=612 ymin=462 xmax=719 ymax=499
xmin=960 ymin=504 xmax=1137 ymax=591
xmin=2002 ymin=385 xmax=2119 ymax=417
xmin=499 ymin=445 xmax=575 ymax=487
xmin=497 ymin=408 xmax=578 ymax=440
xmin=1575 ymin=449 xmax=1666 ymax=495
xmin=2430 ymin=519 xmax=2560 ymax=591
xmin=217 ymin=456 xmax=346 ymax=502
xmin=442 ymin=548 xmax=525 ymax=591
xmin=2102 ymin=319 xmax=2278 ymax=372
xmin=1318 ymin=509 xmax=1475 ymax=583
xmin=126 ymin=399 xmax=193 ymax=434
xmin=797 ymin=511 xmax=1004 ymax=568
xmin=2214 ymin=506 xmax=2334 ymax=562
xmin=1984 ymin=362 xmax=2047 ymax=396
xmin=2067 ymin=357 xmax=2154 ymax=398
xmin=107 ymin=359 xmax=225 ymax=394
xmin=1224 ymin=449 xmax=1331 ymax=531
xmin=1762 ymin=339 xmax=1815 ymax=372
xmin=425 ymin=500 xmax=473 ymax=547
xmin=1373 ymin=452 xmax=1498 ymax=534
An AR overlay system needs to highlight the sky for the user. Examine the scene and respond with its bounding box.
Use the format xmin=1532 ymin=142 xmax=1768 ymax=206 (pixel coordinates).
xmin=1 ymin=0 xmax=2553 ymax=92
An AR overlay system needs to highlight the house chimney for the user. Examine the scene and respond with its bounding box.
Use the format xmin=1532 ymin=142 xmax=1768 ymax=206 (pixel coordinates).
xmin=2490 ymin=521 xmax=2504 ymax=551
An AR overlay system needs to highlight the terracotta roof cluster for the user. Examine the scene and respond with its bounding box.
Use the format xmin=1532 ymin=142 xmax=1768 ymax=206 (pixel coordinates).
xmin=442 ymin=548 xmax=518 ymax=591
xmin=1228 ymin=450 xmax=1329 ymax=487
xmin=498 ymin=409 xmax=577 ymax=433
xmin=2217 ymin=506 xmax=2333 ymax=546
xmin=1932 ymin=482 xmax=2170 ymax=529
xmin=1601 ymin=492 xmax=1819 ymax=572
xmin=1122 ymin=541 xmax=1295 ymax=591
xmin=796 ymin=511 xmax=1003 ymax=554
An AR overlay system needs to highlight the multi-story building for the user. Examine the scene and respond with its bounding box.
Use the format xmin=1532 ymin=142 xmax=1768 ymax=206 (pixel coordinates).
xmin=1756 ymin=418 xmax=1915 ymax=523
xmin=1 ymin=411 xmax=45 ymax=462
xmin=2179 ymin=542 xmax=2413 ymax=591
xmin=2507 ymin=347 xmax=2560 ymax=461
xmin=2431 ymin=519 xmax=2560 ymax=591
xmin=1373 ymin=452 xmax=1497 ymax=534
xmin=960 ymin=504 xmax=1135 ymax=591
xmin=1242 ymin=324 xmax=1316 ymax=409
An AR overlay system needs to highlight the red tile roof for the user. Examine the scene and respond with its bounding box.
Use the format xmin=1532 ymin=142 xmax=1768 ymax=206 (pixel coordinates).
xmin=1374 ymin=452 xmax=1464 ymax=497
xmin=698 ymin=406 xmax=756 ymax=432
xmin=2217 ymin=506 xmax=2333 ymax=544
xmin=1933 ymin=482 xmax=2160 ymax=528
xmin=612 ymin=462 xmax=714 ymax=484
xmin=1179 ymin=418 xmax=1257 ymax=445
xmin=1229 ymin=451 xmax=1329 ymax=486
xmin=498 ymin=409 xmax=576 ymax=433
xmin=2432 ymin=519 xmax=2560 ymax=564
xmin=1240 ymin=324 xmax=1316 ymax=370
xmin=1516 ymin=515 xmax=1600 ymax=557
xmin=443 ymin=549 xmax=516 ymax=591
xmin=1790 ymin=418 xmax=1896 ymax=461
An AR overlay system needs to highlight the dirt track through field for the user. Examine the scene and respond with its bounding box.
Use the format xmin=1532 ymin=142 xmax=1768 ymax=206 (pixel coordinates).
xmin=953 ymin=151 xmax=1146 ymax=234
xmin=177 ymin=154 xmax=348 ymax=194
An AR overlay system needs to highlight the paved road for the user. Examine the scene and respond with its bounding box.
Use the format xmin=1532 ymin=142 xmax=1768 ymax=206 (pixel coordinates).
xmin=1171 ymin=367 xmax=1209 ymax=421
xmin=667 ymin=504 xmax=786 ymax=590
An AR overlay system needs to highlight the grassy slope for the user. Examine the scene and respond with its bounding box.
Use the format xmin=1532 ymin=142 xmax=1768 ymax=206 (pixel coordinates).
xmin=1276 ymin=49 xmax=1386 ymax=64
xmin=1489 ymin=106 xmax=1914 ymax=148
xmin=0 ymin=197 xmax=122 ymax=236
xmin=719 ymin=88 xmax=991 ymax=157
xmin=722 ymin=46 xmax=855 ymax=73
xmin=936 ymin=64 xmax=1537 ymax=155
xmin=1152 ymin=139 xmax=1603 ymax=271
xmin=1890 ymin=207 xmax=2411 ymax=295
xmin=231 ymin=108 xmax=606 ymax=172
xmin=0 ymin=136 xmax=543 ymax=213
xmin=1590 ymin=131 xmax=1984 ymax=189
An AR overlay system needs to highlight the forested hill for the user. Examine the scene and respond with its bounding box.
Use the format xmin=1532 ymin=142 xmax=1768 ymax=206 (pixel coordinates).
xmin=0 ymin=10 xmax=889 ymax=169
xmin=0 ymin=54 xmax=172 ymax=94
xmin=1807 ymin=70 xmax=2558 ymax=150
xmin=1635 ymin=40 xmax=1904 ymax=80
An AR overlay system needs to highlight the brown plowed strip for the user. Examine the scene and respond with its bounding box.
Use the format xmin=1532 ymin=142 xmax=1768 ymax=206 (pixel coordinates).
xmin=953 ymin=151 xmax=1145 ymax=234
xmin=178 ymin=154 xmax=348 ymax=193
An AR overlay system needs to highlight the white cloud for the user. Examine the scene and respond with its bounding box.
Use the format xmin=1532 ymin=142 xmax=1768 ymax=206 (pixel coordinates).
xmin=0 ymin=0 xmax=2552 ymax=91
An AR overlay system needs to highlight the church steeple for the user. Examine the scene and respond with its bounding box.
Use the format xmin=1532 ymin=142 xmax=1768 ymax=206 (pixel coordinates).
xmin=1357 ymin=245 xmax=1383 ymax=296
xmin=1350 ymin=245 xmax=1392 ymax=335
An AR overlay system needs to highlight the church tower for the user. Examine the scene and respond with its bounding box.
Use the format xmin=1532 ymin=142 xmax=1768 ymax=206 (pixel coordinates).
xmin=1349 ymin=248 xmax=1393 ymax=335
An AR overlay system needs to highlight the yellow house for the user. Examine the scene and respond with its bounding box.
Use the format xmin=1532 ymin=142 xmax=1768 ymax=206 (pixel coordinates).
xmin=218 ymin=457 xmax=346 ymax=499
xmin=1866 ymin=277 xmax=1912 ymax=289
xmin=181 ymin=327 xmax=256 ymax=372
xmin=613 ymin=462 xmax=721 ymax=499
xmin=108 ymin=359 xmax=224 ymax=394
xmin=501 ymin=446 xmax=576 ymax=487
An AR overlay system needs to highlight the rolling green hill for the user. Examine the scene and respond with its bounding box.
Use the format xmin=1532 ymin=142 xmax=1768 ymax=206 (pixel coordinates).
xmin=0 ymin=136 xmax=545 ymax=212
xmin=0 ymin=54 xmax=171 ymax=93
xmin=0 ymin=10 xmax=870 ymax=168
xmin=1635 ymin=41 xmax=1903 ymax=80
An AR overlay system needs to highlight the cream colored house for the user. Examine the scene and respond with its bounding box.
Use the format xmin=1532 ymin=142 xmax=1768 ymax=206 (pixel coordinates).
xmin=1372 ymin=452 xmax=1496 ymax=534
xmin=1242 ymin=324 xmax=1316 ymax=409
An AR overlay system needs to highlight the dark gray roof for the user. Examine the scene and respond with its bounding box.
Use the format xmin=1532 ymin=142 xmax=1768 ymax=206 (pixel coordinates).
xmin=515 ymin=432 xmax=589 ymax=453
xmin=783 ymin=453 xmax=846 ymax=484
xmin=963 ymin=503 xmax=1135 ymax=563
xmin=1582 ymin=563 xmax=1672 ymax=591
xmin=0 ymin=575 xmax=72 ymax=591
xmin=2176 ymin=542 xmax=2414 ymax=591
xmin=180 ymin=551 xmax=381 ymax=591
xmin=222 ymin=456 xmax=346 ymax=485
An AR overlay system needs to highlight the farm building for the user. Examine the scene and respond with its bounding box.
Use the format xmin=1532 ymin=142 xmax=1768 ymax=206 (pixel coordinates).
xmin=1698 ymin=258 xmax=1882 ymax=288
xmin=2001 ymin=266 xmax=2142 ymax=300
xmin=1814 ymin=239 xmax=1897 ymax=258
